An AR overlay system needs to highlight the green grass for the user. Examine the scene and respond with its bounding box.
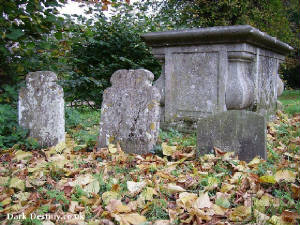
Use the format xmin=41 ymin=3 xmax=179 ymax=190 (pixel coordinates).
xmin=278 ymin=89 xmax=300 ymax=115
xmin=65 ymin=106 xmax=100 ymax=148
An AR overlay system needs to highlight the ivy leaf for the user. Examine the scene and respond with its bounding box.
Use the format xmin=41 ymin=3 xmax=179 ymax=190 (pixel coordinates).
xmin=6 ymin=29 xmax=24 ymax=40
xmin=54 ymin=31 xmax=63 ymax=40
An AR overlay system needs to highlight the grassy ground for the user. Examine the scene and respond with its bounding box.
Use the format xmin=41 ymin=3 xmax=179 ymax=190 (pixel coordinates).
xmin=0 ymin=91 xmax=299 ymax=225
xmin=278 ymin=90 xmax=300 ymax=115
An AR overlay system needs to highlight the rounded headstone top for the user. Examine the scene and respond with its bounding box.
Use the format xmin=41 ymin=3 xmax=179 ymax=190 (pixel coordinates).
xmin=110 ymin=69 xmax=154 ymax=87
xmin=141 ymin=25 xmax=293 ymax=55
xmin=26 ymin=71 xmax=58 ymax=84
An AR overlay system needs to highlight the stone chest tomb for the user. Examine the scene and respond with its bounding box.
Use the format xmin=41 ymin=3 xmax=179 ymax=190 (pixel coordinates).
xmin=142 ymin=25 xmax=293 ymax=131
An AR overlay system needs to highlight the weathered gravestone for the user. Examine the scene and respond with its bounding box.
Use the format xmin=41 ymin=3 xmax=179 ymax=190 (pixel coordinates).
xmin=197 ymin=110 xmax=266 ymax=162
xmin=98 ymin=69 xmax=161 ymax=154
xmin=19 ymin=71 xmax=65 ymax=147
xmin=142 ymin=25 xmax=293 ymax=132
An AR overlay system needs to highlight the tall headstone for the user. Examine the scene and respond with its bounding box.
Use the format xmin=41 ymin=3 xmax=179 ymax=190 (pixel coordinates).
xmin=98 ymin=69 xmax=161 ymax=154
xmin=197 ymin=110 xmax=266 ymax=162
xmin=19 ymin=71 xmax=65 ymax=147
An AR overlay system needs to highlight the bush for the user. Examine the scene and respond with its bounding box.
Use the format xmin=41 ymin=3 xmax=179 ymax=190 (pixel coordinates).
xmin=0 ymin=85 xmax=40 ymax=149
xmin=62 ymin=4 xmax=161 ymax=108
xmin=0 ymin=104 xmax=28 ymax=149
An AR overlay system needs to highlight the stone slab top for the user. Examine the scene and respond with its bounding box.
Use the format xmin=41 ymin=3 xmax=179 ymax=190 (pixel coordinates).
xmin=141 ymin=25 xmax=293 ymax=55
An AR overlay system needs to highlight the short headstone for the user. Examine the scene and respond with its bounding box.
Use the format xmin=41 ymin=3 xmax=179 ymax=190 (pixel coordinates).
xmin=19 ymin=71 xmax=65 ymax=147
xmin=98 ymin=69 xmax=161 ymax=154
xmin=197 ymin=110 xmax=266 ymax=162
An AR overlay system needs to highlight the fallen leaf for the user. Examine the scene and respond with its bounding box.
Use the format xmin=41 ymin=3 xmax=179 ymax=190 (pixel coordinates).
xmin=275 ymin=170 xmax=296 ymax=183
xmin=291 ymin=184 xmax=300 ymax=199
xmin=69 ymin=174 xmax=95 ymax=187
xmin=106 ymin=199 xmax=131 ymax=213
xmin=9 ymin=177 xmax=25 ymax=191
xmin=127 ymin=181 xmax=146 ymax=195
xmin=212 ymin=204 xmax=227 ymax=216
xmin=176 ymin=192 xmax=198 ymax=209
xmin=102 ymin=191 xmax=119 ymax=205
xmin=259 ymin=175 xmax=276 ymax=184
xmin=215 ymin=196 xmax=230 ymax=209
xmin=141 ymin=187 xmax=157 ymax=201
xmin=84 ymin=180 xmax=100 ymax=194
xmin=49 ymin=141 xmax=66 ymax=155
xmin=108 ymin=144 xmax=118 ymax=154
xmin=1 ymin=197 xmax=11 ymax=206
xmin=229 ymin=206 xmax=251 ymax=222
xmin=281 ymin=210 xmax=300 ymax=224
xmin=0 ymin=176 xmax=9 ymax=185
xmin=114 ymin=213 xmax=147 ymax=225
xmin=162 ymin=142 xmax=176 ymax=156
xmin=13 ymin=192 xmax=31 ymax=202
xmin=193 ymin=192 xmax=212 ymax=209
xmin=167 ymin=183 xmax=186 ymax=193
xmin=254 ymin=209 xmax=270 ymax=224
xmin=13 ymin=150 xmax=33 ymax=161
xmin=153 ymin=220 xmax=171 ymax=225
xmin=248 ymin=156 xmax=262 ymax=167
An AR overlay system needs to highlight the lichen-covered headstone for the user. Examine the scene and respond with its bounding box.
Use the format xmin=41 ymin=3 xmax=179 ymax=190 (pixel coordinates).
xmin=19 ymin=71 xmax=65 ymax=147
xmin=98 ymin=69 xmax=161 ymax=154
xmin=197 ymin=110 xmax=266 ymax=162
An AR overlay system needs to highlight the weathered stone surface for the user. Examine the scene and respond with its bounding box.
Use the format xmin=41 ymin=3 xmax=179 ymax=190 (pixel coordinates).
xmin=277 ymin=75 xmax=284 ymax=97
xmin=18 ymin=71 xmax=65 ymax=147
xmin=196 ymin=110 xmax=266 ymax=162
xmin=98 ymin=69 xmax=161 ymax=154
xmin=142 ymin=25 xmax=293 ymax=131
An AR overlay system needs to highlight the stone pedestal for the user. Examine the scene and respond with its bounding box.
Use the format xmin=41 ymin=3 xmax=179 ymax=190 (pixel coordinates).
xmin=142 ymin=25 xmax=292 ymax=132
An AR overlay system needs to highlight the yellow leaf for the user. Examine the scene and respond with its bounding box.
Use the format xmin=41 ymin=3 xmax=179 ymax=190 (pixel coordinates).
xmin=176 ymin=192 xmax=198 ymax=209
xmin=268 ymin=215 xmax=292 ymax=225
xmin=220 ymin=183 xmax=235 ymax=193
xmin=9 ymin=177 xmax=25 ymax=191
xmin=141 ymin=187 xmax=157 ymax=201
xmin=102 ymin=191 xmax=119 ymax=205
xmin=162 ymin=142 xmax=176 ymax=156
xmin=275 ymin=170 xmax=296 ymax=183
xmin=0 ymin=176 xmax=9 ymax=186
xmin=229 ymin=206 xmax=251 ymax=222
xmin=48 ymin=154 xmax=68 ymax=168
xmin=108 ymin=144 xmax=118 ymax=154
xmin=13 ymin=150 xmax=33 ymax=161
xmin=1 ymin=197 xmax=11 ymax=206
xmin=106 ymin=199 xmax=131 ymax=213
xmin=212 ymin=204 xmax=227 ymax=216
xmin=114 ymin=213 xmax=147 ymax=225
xmin=259 ymin=175 xmax=276 ymax=184
xmin=248 ymin=156 xmax=262 ymax=167
xmin=49 ymin=141 xmax=66 ymax=154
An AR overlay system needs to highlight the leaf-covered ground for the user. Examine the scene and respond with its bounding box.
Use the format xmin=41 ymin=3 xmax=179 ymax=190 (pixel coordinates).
xmin=0 ymin=111 xmax=299 ymax=225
